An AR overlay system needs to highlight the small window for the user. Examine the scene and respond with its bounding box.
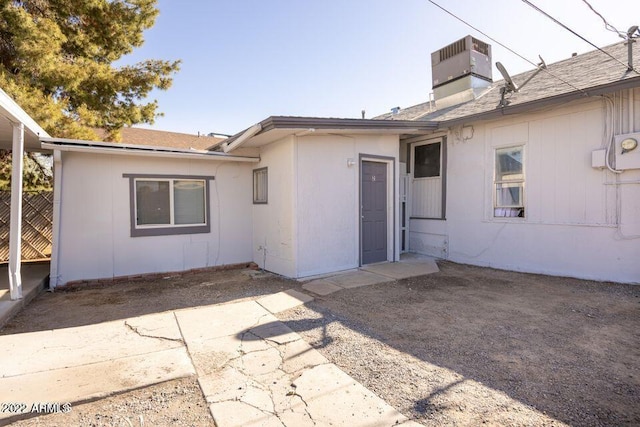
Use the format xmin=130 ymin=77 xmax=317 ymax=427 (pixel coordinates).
xmin=494 ymin=146 xmax=525 ymax=218
xmin=414 ymin=142 xmax=441 ymax=178
xmin=124 ymin=174 xmax=212 ymax=237
xmin=253 ymin=167 xmax=268 ymax=204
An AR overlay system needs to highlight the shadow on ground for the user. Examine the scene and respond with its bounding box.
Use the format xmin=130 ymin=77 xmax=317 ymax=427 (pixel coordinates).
xmin=276 ymin=261 xmax=640 ymax=426
xmin=3 ymin=261 xmax=639 ymax=426
xmin=0 ymin=268 xmax=296 ymax=335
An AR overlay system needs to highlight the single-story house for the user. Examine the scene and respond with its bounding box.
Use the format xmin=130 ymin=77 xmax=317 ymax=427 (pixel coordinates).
xmin=5 ymin=35 xmax=639 ymax=298
xmin=42 ymin=118 xmax=434 ymax=286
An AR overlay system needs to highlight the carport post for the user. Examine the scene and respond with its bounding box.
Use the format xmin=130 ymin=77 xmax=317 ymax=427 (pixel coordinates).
xmin=8 ymin=122 xmax=24 ymax=300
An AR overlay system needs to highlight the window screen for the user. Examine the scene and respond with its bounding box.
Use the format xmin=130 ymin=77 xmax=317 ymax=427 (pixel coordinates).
xmin=174 ymin=180 xmax=206 ymax=224
xmin=494 ymin=146 xmax=525 ymax=218
xmin=253 ymin=168 xmax=268 ymax=204
xmin=414 ymin=142 xmax=441 ymax=178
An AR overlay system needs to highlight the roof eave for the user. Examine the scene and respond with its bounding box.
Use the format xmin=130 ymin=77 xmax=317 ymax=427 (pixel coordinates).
xmin=0 ymin=87 xmax=50 ymax=139
xmin=221 ymin=116 xmax=438 ymax=151
xmin=40 ymin=138 xmax=260 ymax=162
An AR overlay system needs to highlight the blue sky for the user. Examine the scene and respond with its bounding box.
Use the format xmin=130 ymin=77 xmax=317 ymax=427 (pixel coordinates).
xmin=122 ymin=0 xmax=639 ymax=135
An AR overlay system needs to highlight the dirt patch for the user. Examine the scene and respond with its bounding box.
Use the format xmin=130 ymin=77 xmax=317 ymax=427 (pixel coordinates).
xmin=2 ymin=262 xmax=638 ymax=426
xmin=277 ymin=262 xmax=640 ymax=426
xmin=9 ymin=377 xmax=212 ymax=427
xmin=1 ymin=268 xmax=298 ymax=335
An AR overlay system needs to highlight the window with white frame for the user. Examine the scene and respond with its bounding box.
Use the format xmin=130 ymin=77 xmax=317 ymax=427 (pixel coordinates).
xmin=494 ymin=146 xmax=525 ymax=218
xmin=253 ymin=167 xmax=268 ymax=204
xmin=124 ymin=174 xmax=212 ymax=237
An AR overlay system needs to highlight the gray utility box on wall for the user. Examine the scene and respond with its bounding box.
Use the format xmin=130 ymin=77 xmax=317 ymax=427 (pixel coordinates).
xmin=431 ymin=35 xmax=492 ymax=89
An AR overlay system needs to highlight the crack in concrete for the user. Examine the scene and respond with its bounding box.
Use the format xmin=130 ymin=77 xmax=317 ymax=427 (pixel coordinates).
xmin=236 ymin=326 xmax=321 ymax=424
xmin=284 ymin=361 xmax=332 ymax=376
xmin=124 ymin=321 xmax=184 ymax=344
xmin=197 ymin=309 xmax=330 ymax=425
xmin=290 ymin=387 xmax=317 ymax=425
xmin=211 ymin=396 xmax=286 ymax=426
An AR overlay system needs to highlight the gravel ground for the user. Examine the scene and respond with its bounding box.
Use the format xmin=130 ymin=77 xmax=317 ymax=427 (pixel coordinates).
xmin=1 ymin=268 xmax=298 ymax=335
xmin=8 ymin=377 xmax=212 ymax=427
xmin=2 ymin=262 xmax=638 ymax=426
xmin=278 ymin=261 xmax=640 ymax=427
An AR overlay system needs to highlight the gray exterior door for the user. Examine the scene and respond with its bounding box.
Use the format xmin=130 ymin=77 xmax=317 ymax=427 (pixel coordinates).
xmin=361 ymin=161 xmax=387 ymax=264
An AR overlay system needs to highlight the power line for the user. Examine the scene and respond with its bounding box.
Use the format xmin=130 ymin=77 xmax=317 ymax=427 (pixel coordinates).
xmin=521 ymin=0 xmax=638 ymax=74
xmin=579 ymin=0 xmax=625 ymax=38
xmin=425 ymin=0 xmax=589 ymax=95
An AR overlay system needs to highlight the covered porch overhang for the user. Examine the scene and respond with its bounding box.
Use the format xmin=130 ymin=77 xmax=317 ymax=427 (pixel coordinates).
xmin=0 ymin=87 xmax=50 ymax=301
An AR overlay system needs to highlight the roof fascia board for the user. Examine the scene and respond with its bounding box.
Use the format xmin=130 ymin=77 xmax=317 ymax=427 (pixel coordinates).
xmin=41 ymin=141 xmax=260 ymax=162
xmin=220 ymin=116 xmax=437 ymax=152
xmin=438 ymin=75 xmax=640 ymax=127
xmin=0 ymin=87 xmax=50 ymax=138
xmin=222 ymin=123 xmax=262 ymax=153
xmin=40 ymin=136 xmax=224 ymax=154
xmin=264 ymin=116 xmax=438 ymax=130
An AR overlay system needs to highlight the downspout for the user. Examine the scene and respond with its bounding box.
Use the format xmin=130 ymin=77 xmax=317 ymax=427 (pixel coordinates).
xmin=630 ymin=88 xmax=635 ymax=133
xmin=8 ymin=122 xmax=24 ymax=299
xmin=49 ymin=150 xmax=63 ymax=288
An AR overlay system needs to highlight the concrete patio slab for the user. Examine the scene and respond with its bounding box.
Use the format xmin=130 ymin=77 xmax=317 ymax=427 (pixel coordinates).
xmin=174 ymin=300 xmax=273 ymax=343
xmin=0 ymin=261 xmax=49 ymax=328
xmin=0 ymin=312 xmax=183 ymax=377
xmin=302 ymin=279 xmax=343 ymax=295
xmin=176 ymin=298 xmax=415 ymax=427
xmin=301 ymin=256 xmax=439 ymax=296
xmin=1 ymin=289 xmax=423 ymax=426
xmin=325 ymin=270 xmax=392 ymax=289
xmin=256 ymin=289 xmax=313 ymax=314
xmin=0 ymin=347 xmax=194 ymax=419
xmin=291 ymin=363 xmax=410 ymax=426
xmin=0 ymin=310 xmax=195 ymax=423
xmin=362 ymin=257 xmax=439 ymax=279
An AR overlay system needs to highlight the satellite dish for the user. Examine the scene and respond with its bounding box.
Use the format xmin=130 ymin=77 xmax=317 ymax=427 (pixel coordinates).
xmin=496 ymin=62 xmax=518 ymax=92
xmin=495 ymin=57 xmax=547 ymax=108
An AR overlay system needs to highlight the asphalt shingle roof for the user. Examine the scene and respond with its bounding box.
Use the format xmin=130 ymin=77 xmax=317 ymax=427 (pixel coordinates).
xmin=375 ymin=40 xmax=640 ymax=125
xmin=94 ymin=127 xmax=225 ymax=151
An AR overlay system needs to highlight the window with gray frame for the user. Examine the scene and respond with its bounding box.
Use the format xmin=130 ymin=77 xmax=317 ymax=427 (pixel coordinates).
xmin=414 ymin=142 xmax=441 ymax=178
xmin=494 ymin=146 xmax=525 ymax=218
xmin=410 ymin=137 xmax=446 ymax=220
xmin=253 ymin=167 xmax=268 ymax=204
xmin=124 ymin=174 xmax=212 ymax=237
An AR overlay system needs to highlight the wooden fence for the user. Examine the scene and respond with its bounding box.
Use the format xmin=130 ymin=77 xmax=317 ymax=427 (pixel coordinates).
xmin=0 ymin=191 xmax=53 ymax=262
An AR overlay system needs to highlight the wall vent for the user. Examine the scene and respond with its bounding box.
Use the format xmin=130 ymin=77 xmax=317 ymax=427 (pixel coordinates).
xmin=439 ymin=38 xmax=467 ymax=62
xmin=471 ymin=37 xmax=489 ymax=55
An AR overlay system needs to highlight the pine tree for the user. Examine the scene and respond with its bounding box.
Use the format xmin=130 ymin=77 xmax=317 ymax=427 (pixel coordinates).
xmin=0 ymin=0 xmax=180 ymax=141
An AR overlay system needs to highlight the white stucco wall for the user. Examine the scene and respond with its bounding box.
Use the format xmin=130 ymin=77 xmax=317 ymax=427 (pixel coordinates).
xmin=295 ymin=134 xmax=400 ymax=277
xmin=53 ymin=151 xmax=253 ymax=286
xmin=410 ymin=94 xmax=640 ymax=283
xmin=251 ymin=136 xmax=296 ymax=277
